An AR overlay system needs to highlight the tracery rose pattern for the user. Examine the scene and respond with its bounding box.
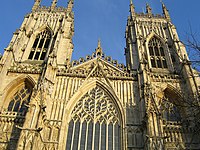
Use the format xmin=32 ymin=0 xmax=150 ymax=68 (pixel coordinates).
xmin=71 ymin=87 xmax=119 ymax=124
xmin=66 ymin=86 xmax=121 ymax=150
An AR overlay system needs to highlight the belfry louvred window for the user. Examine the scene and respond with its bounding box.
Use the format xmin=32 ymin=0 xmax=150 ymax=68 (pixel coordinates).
xmin=148 ymin=37 xmax=168 ymax=69
xmin=66 ymin=87 xmax=122 ymax=150
xmin=28 ymin=30 xmax=51 ymax=60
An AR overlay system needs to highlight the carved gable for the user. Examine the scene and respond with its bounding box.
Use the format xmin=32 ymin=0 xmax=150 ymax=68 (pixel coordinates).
xmin=58 ymin=57 xmax=134 ymax=81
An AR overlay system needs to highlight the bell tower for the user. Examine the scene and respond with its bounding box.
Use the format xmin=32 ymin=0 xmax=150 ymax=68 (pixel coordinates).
xmin=0 ymin=0 xmax=75 ymax=94
xmin=0 ymin=0 xmax=75 ymax=149
xmin=1 ymin=0 xmax=74 ymax=72
xmin=125 ymin=1 xmax=200 ymax=149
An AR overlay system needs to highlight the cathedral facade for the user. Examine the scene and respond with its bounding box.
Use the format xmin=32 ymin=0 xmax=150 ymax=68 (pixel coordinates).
xmin=0 ymin=0 xmax=199 ymax=150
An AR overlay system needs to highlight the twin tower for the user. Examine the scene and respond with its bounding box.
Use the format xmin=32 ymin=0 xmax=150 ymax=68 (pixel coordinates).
xmin=0 ymin=0 xmax=199 ymax=150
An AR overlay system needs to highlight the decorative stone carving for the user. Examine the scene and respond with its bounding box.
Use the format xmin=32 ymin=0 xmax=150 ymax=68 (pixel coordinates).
xmin=8 ymin=62 xmax=42 ymax=74
xmin=58 ymin=55 xmax=134 ymax=81
xmin=71 ymin=86 xmax=120 ymax=123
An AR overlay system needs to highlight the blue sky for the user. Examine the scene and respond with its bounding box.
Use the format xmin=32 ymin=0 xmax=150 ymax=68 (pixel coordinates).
xmin=0 ymin=0 xmax=199 ymax=65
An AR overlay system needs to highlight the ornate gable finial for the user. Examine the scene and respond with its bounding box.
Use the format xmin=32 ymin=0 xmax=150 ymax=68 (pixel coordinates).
xmin=51 ymin=0 xmax=58 ymax=10
xmin=95 ymin=39 xmax=103 ymax=57
xmin=98 ymin=39 xmax=101 ymax=48
xmin=32 ymin=0 xmax=42 ymax=12
xmin=146 ymin=3 xmax=152 ymax=15
xmin=162 ymin=2 xmax=171 ymax=22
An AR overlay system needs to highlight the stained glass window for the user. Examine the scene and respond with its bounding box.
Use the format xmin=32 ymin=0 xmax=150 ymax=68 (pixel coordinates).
xmin=66 ymin=87 xmax=121 ymax=150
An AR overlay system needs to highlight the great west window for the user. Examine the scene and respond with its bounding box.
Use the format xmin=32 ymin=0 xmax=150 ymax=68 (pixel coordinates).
xmin=66 ymin=87 xmax=122 ymax=150
xmin=148 ymin=37 xmax=168 ymax=69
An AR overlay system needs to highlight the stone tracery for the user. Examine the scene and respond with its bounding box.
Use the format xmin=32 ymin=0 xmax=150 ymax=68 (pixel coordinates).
xmin=148 ymin=37 xmax=168 ymax=69
xmin=66 ymin=86 xmax=121 ymax=150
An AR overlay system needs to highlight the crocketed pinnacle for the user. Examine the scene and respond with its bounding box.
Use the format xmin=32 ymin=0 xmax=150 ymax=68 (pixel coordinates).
xmin=162 ymin=2 xmax=171 ymax=21
xmin=32 ymin=0 xmax=42 ymax=12
xmin=51 ymin=0 xmax=58 ymax=10
xmin=67 ymin=0 xmax=74 ymax=12
xmin=130 ymin=0 xmax=135 ymax=16
xmin=96 ymin=39 xmax=103 ymax=56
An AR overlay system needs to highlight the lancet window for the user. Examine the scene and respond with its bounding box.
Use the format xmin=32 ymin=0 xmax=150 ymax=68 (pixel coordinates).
xmin=7 ymin=83 xmax=32 ymax=114
xmin=66 ymin=87 xmax=122 ymax=150
xmin=148 ymin=37 xmax=168 ymax=69
xmin=28 ymin=30 xmax=51 ymax=60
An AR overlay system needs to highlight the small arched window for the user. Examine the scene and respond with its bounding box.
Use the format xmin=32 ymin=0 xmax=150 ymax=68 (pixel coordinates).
xmin=148 ymin=37 xmax=168 ymax=69
xmin=4 ymin=81 xmax=33 ymax=149
xmin=161 ymin=100 xmax=181 ymax=122
xmin=28 ymin=30 xmax=51 ymax=60
xmin=160 ymin=92 xmax=182 ymax=122
xmin=7 ymin=83 xmax=32 ymax=114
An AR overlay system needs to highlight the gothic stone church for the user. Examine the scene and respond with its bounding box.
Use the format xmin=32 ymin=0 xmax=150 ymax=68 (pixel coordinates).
xmin=0 ymin=0 xmax=199 ymax=150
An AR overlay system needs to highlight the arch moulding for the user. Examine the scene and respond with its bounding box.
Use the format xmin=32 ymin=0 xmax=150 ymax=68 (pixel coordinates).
xmin=59 ymin=79 xmax=126 ymax=150
xmin=155 ymin=83 xmax=182 ymax=99
xmin=0 ymin=75 xmax=36 ymax=108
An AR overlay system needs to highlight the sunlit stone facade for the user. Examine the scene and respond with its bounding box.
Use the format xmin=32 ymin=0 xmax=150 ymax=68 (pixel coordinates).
xmin=0 ymin=0 xmax=199 ymax=150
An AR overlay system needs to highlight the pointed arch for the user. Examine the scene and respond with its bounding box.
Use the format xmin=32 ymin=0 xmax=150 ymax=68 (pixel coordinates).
xmin=146 ymin=32 xmax=166 ymax=46
xmin=164 ymin=84 xmax=183 ymax=99
xmin=62 ymin=79 xmax=125 ymax=150
xmin=156 ymin=84 xmax=184 ymax=122
xmin=146 ymin=32 xmax=169 ymax=69
xmin=66 ymin=79 xmax=125 ymax=124
xmin=155 ymin=83 xmax=182 ymax=101
xmin=28 ymin=25 xmax=53 ymax=61
xmin=0 ymin=75 xmax=35 ymax=149
xmin=1 ymin=75 xmax=35 ymax=109
xmin=33 ymin=24 xmax=54 ymax=37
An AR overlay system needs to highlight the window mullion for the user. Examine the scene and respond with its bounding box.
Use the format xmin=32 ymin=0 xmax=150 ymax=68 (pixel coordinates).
xmin=92 ymin=93 xmax=97 ymax=150
xmin=113 ymin=124 xmax=115 ymax=150
xmin=99 ymin=123 xmax=102 ymax=150
xmin=158 ymin=45 xmax=164 ymax=68
xmin=70 ymin=121 xmax=76 ymax=150
xmin=39 ymin=33 xmax=48 ymax=60
xmin=160 ymin=57 xmax=164 ymax=68
xmin=158 ymin=46 xmax=161 ymax=57
xmin=92 ymin=122 xmax=96 ymax=150
xmin=153 ymin=46 xmax=156 ymax=57
xmin=77 ymin=121 xmax=82 ymax=150
xmin=106 ymin=123 xmax=108 ymax=150
xmin=33 ymin=35 xmax=42 ymax=60
xmin=12 ymin=101 xmax=16 ymax=112
xmin=18 ymin=97 xmax=23 ymax=112
xmin=84 ymin=122 xmax=89 ymax=150
xmin=153 ymin=47 xmax=157 ymax=68
xmin=31 ymin=36 xmax=39 ymax=60
xmin=112 ymin=123 xmax=115 ymax=150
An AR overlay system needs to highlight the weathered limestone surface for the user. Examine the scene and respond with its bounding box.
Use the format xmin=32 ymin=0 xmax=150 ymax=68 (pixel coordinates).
xmin=0 ymin=0 xmax=199 ymax=150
